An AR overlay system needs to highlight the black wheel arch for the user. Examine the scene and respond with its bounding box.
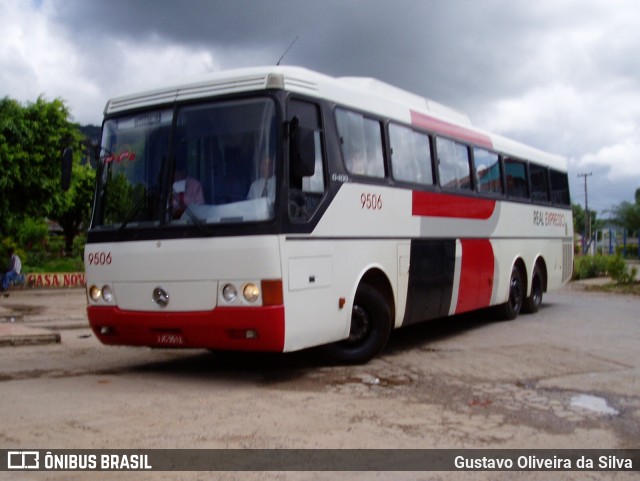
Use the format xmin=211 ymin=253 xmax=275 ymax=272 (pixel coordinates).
xmin=513 ymin=257 xmax=528 ymax=299
xmin=320 ymin=267 xmax=395 ymax=364
xmin=359 ymin=268 xmax=396 ymax=325
xmin=533 ymin=256 xmax=548 ymax=293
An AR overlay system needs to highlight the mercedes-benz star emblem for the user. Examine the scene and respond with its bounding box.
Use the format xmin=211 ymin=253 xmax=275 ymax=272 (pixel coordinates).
xmin=152 ymin=287 xmax=169 ymax=308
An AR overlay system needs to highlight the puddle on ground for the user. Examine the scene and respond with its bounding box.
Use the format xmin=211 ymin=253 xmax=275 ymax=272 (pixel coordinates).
xmin=570 ymin=394 xmax=619 ymax=415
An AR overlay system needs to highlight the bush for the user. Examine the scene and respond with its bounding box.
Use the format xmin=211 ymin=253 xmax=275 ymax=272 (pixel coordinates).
xmin=2 ymin=217 xmax=86 ymax=272
xmin=574 ymin=255 xmax=638 ymax=284
xmin=574 ymin=255 xmax=609 ymax=280
xmin=615 ymin=244 xmax=640 ymax=259
xmin=14 ymin=218 xmax=48 ymax=264
xmin=606 ymin=255 xmax=638 ymax=285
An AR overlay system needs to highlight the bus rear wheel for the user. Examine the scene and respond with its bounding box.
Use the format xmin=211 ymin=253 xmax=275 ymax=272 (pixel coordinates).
xmin=498 ymin=265 xmax=524 ymax=321
xmin=522 ymin=266 xmax=543 ymax=314
xmin=322 ymin=284 xmax=391 ymax=364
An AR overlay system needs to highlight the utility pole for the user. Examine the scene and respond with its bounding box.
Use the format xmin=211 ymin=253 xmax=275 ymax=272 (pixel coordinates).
xmin=578 ymin=172 xmax=593 ymax=254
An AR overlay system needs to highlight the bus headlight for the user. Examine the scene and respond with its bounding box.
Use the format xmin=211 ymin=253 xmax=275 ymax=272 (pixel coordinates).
xmin=102 ymin=285 xmax=114 ymax=303
xmin=89 ymin=285 xmax=101 ymax=302
xmin=243 ymin=283 xmax=260 ymax=303
xmin=222 ymin=283 xmax=238 ymax=303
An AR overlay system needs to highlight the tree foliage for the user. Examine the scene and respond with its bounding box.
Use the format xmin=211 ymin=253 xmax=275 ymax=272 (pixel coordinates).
xmin=572 ymin=203 xmax=599 ymax=237
xmin=609 ymin=187 xmax=640 ymax=235
xmin=0 ymin=96 xmax=93 ymax=253
xmin=54 ymin=160 xmax=95 ymax=253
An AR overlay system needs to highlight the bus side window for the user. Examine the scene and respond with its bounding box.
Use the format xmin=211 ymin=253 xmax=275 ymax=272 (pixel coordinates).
xmin=504 ymin=158 xmax=529 ymax=200
xmin=474 ymin=147 xmax=503 ymax=195
xmin=389 ymin=123 xmax=433 ymax=186
xmin=288 ymin=99 xmax=326 ymax=220
xmin=436 ymin=136 xmax=472 ymax=190
xmin=550 ymin=169 xmax=570 ymax=206
xmin=530 ymin=164 xmax=550 ymax=203
xmin=335 ymin=108 xmax=385 ymax=178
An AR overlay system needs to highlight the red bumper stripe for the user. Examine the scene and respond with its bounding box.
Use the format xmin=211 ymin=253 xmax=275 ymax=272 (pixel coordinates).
xmin=87 ymin=305 xmax=285 ymax=352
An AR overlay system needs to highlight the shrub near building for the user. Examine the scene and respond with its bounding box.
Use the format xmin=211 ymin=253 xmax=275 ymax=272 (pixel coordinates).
xmin=574 ymin=255 xmax=637 ymax=284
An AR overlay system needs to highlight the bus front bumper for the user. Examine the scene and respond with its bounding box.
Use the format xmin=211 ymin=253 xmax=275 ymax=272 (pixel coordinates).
xmin=87 ymin=305 xmax=285 ymax=352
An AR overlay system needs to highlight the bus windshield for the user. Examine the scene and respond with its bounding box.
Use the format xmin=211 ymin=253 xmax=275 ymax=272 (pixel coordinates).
xmin=93 ymin=98 xmax=277 ymax=230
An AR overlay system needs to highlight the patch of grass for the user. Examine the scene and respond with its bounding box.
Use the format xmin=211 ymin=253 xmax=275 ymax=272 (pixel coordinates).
xmin=23 ymin=256 xmax=84 ymax=273
xmin=583 ymin=282 xmax=640 ymax=296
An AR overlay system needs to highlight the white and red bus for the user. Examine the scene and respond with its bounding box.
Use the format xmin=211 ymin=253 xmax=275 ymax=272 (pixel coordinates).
xmin=81 ymin=66 xmax=573 ymax=363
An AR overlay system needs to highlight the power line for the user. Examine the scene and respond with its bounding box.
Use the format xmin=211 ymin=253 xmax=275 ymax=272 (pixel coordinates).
xmin=578 ymin=172 xmax=593 ymax=254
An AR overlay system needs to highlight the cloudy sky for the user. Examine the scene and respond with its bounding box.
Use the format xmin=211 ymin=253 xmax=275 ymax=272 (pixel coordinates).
xmin=2 ymin=0 xmax=640 ymax=215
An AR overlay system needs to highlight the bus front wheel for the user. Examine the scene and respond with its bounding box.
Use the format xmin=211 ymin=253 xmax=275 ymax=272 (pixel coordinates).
xmin=322 ymin=284 xmax=392 ymax=364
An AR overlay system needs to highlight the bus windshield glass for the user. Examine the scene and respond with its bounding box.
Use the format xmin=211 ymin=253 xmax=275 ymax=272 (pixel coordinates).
xmin=170 ymin=98 xmax=277 ymax=225
xmin=93 ymin=98 xmax=277 ymax=230
xmin=96 ymin=109 xmax=173 ymax=230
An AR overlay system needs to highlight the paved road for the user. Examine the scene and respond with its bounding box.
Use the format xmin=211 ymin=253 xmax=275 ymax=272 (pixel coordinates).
xmin=0 ymin=285 xmax=638 ymax=480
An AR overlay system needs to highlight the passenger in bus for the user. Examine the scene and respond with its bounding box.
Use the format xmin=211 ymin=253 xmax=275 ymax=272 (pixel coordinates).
xmin=247 ymin=154 xmax=275 ymax=200
xmin=172 ymin=162 xmax=204 ymax=218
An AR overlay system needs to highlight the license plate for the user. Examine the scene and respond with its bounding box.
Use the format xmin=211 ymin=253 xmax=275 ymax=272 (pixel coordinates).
xmin=155 ymin=332 xmax=185 ymax=346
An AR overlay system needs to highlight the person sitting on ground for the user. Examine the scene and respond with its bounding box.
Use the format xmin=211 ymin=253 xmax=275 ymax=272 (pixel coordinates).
xmin=1 ymin=247 xmax=22 ymax=293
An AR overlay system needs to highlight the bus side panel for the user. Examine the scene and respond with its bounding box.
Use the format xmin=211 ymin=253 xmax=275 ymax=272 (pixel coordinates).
xmin=401 ymin=237 xmax=495 ymax=325
xmin=280 ymin=237 xmax=399 ymax=352
xmin=455 ymin=239 xmax=495 ymax=315
xmin=401 ymin=239 xmax=456 ymax=326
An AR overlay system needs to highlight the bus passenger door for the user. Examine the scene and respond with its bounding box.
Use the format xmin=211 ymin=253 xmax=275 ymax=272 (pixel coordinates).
xmin=282 ymin=98 xmax=339 ymax=351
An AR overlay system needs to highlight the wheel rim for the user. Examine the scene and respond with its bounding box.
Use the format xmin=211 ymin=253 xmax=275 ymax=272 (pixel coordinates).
xmin=509 ymin=271 xmax=523 ymax=312
xmin=531 ymin=276 xmax=542 ymax=306
xmin=347 ymin=305 xmax=372 ymax=345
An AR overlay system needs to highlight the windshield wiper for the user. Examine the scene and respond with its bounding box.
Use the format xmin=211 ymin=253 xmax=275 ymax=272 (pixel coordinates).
xmin=118 ymin=186 xmax=158 ymax=235
xmin=181 ymin=205 xmax=213 ymax=235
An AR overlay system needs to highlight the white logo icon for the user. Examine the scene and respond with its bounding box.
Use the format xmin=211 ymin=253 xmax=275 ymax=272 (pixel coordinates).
xmin=8 ymin=451 xmax=39 ymax=469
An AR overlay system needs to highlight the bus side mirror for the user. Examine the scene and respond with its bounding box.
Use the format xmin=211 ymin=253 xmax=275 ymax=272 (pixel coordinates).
xmin=61 ymin=147 xmax=73 ymax=191
xmin=291 ymin=125 xmax=316 ymax=178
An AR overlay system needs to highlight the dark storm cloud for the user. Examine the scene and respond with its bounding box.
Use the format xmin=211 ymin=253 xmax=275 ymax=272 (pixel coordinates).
xmin=51 ymin=0 xmax=542 ymax=106
xmin=50 ymin=0 xmax=619 ymax=121
xmin=13 ymin=0 xmax=640 ymax=212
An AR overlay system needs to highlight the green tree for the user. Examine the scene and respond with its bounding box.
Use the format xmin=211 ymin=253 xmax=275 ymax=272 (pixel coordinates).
xmin=610 ymin=187 xmax=640 ymax=236
xmin=53 ymin=160 xmax=95 ymax=254
xmin=572 ymin=203 xmax=599 ymax=238
xmin=0 ymin=96 xmax=87 ymax=246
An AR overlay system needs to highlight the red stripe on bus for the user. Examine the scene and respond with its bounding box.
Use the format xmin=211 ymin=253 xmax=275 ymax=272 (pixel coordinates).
xmin=410 ymin=110 xmax=493 ymax=149
xmin=455 ymin=239 xmax=494 ymax=314
xmin=412 ymin=191 xmax=496 ymax=219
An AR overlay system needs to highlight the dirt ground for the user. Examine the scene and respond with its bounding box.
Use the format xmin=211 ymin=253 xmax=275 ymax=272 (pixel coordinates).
xmin=0 ymin=284 xmax=638 ymax=480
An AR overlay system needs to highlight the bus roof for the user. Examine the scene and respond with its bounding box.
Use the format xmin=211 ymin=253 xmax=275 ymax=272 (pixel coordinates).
xmin=104 ymin=66 xmax=566 ymax=170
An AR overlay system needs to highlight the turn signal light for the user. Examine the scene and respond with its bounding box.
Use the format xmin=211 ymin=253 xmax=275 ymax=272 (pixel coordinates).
xmin=261 ymin=279 xmax=283 ymax=306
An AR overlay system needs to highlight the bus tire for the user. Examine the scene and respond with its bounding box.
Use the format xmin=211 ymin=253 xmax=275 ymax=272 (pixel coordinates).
xmin=498 ymin=264 xmax=524 ymax=321
xmin=322 ymin=283 xmax=391 ymax=364
xmin=522 ymin=266 xmax=543 ymax=314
